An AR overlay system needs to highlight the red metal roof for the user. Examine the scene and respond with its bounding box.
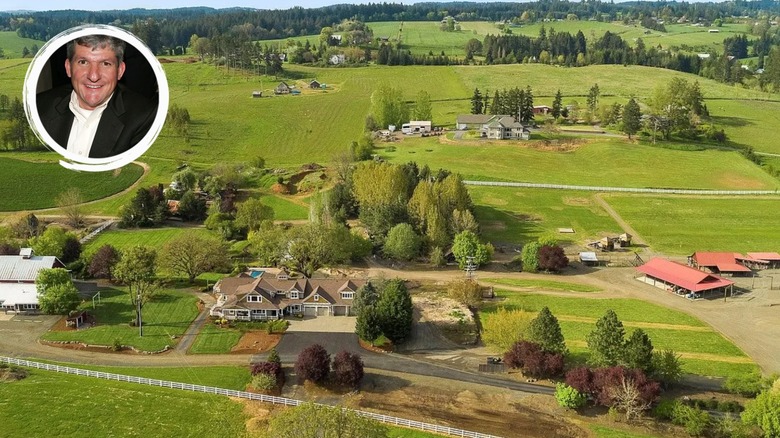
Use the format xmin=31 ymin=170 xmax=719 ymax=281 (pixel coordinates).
xmin=692 ymin=252 xmax=752 ymax=272
xmin=746 ymin=252 xmax=780 ymax=262
xmin=637 ymin=258 xmax=734 ymax=292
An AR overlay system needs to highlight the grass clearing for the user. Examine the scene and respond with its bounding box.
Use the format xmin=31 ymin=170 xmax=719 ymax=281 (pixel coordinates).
xmin=41 ymin=289 xmax=199 ymax=352
xmin=481 ymin=290 xmax=756 ymax=377
xmin=469 ymin=186 xmax=621 ymax=244
xmin=189 ymin=323 xmax=244 ymax=354
xmin=260 ymin=194 xmax=309 ymax=221
xmin=0 ymin=31 xmax=44 ymax=59
xmin=383 ymin=137 xmax=778 ymax=190
xmin=589 ymin=424 xmax=660 ymax=438
xmin=710 ymin=99 xmax=780 ymax=155
xmin=84 ymin=227 xmax=217 ymax=253
xmin=604 ymin=194 xmax=780 ymax=255
xmin=0 ymin=156 xmax=143 ymax=211
xmin=0 ymin=368 xmax=249 ymax=438
xmin=482 ymin=277 xmax=601 ymax=292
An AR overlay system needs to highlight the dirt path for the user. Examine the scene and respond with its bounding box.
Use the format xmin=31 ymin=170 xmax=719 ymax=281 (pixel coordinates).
xmin=592 ymin=193 xmax=652 ymax=256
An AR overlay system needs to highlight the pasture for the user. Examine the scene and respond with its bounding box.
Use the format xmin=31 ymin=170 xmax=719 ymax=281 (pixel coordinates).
xmin=84 ymin=227 xmax=217 ymax=253
xmin=482 ymin=290 xmax=759 ymax=377
xmin=603 ymin=194 xmax=780 ymax=255
xmin=382 ymin=137 xmax=779 ymax=190
xmin=709 ymin=99 xmax=780 ymax=155
xmin=0 ymin=31 xmax=44 ymax=59
xmin=482 ymin=277 xmax=601 ymax=292
xmin=0 ymin=368 xmax=250 ymax=438
xmin=41 ymin=289 xmax=200 ymax=352
xmin=469 ymin=186 xmax=621 ymax=244
xmin=0 ymin=155 xmax=144 ymax=211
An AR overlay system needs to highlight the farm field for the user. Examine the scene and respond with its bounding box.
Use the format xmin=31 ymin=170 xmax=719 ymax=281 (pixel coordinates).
xmin=709 ymin=99 xmax=780 ymax=155
xmin=382 ymin=137 xmax=779 ymax=190
xmin=482 ymin=277 xmax=602 ymax=292
xmin=0 ymin=368 xmax=250 ymax=438
xmin=604 ymin=194 xmax=780 ymax=254
xmin=469 ymin=186 xmax=621 ymax=244
xmin=84 ymin=227 xmax=217 ymax=253
xmin=0 ymin=155 xmax=144 ymax=211
xmin=0 ymin=31 xmax=44 ymax=59
xmin=483 ymin=291 xmax=759 ymax=377
xmin=41 ymin=289 xmax=200 ymax=352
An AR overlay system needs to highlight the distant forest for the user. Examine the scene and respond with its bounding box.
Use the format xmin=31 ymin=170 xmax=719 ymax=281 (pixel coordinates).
xmin=3 ymin=1 xmax=780 ymax=51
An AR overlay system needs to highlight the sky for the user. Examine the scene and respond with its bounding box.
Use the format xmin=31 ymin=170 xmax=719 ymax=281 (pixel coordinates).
xmin=0 ymin=0 xmax=719 ymax=13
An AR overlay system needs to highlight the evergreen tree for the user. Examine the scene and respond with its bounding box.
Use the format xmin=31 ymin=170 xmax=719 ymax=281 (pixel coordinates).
xmin=586 ymin=83 xmax=600 ymax=112
xmin=623 ymin=328 xmax=654 ymax=372
xmin=552 ymin=89 xmax=563 ymax=119
xmin=528 ymin=306 xmax=566 ymax=354
xmin=622 ymin=98 xmax=641 ymax=139
xmin=377 ymin=279 xmax=413 ymax=343
xmin=520 ymin=85 xmax=535 ymax=123
xmin=489 ymin=90 xmax=501 ymax=115
xmin=586 ymin=309 xmax=626 ymax=366
xmin=353 ymin=282 xmax=378 ymax=315
xmin=470 ymin=88 xmax=483 ymax=115
xmin=355 ymin=304 xmax=382 ymax=344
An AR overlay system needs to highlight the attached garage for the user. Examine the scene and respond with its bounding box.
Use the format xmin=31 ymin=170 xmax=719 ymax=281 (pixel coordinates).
xmin=304 ymin=306 xmax=317 ymax=317
xmin=332 ymin=306 xmax=350 ymax=316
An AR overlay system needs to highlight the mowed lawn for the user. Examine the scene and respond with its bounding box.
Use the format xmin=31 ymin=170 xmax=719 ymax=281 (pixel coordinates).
xmin=383 ymin=137 xmax=778 ymax=190
xmin=604 ymin=194 xmax=780 ymax=255
xmin=41 ymin=289 xmax=200 ymax=351
xmin=0 ymin=369 xmax=249 ymax=438
xmin=0 ymin=156 xmax=144 ymax=211
xmin=469 ymin=186 xmax=622 ymax=244
xmin=188 ymin=323 xmax=244 ymax=354
xmin=84 ymin=227 xmax=217 ymax=253
xmin=482 ymin=291 xmax=759 ymax=377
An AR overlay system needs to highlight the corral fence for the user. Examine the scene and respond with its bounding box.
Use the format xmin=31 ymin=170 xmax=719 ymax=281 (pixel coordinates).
xmin=0 ymin=356 xmax=501 ymax=438
xmin=79 ymin=220 xmax=116 ymax=244
xmin=464 ymin=181 xmax=780 ymax=196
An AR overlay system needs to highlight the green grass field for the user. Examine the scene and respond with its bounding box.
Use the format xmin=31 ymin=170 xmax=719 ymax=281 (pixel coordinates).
xmin=482 ymin=290 xmax=759 ymax=377
xmin=383 ymin=137 xmax=778 ymax=190
xmin=483 ymin=277 xmax=601 ymax=292
xmin=188 ymin=323 xmax=244 ymax=354
xmin=604 ymin=194 xmax=780 ymax=255
xmin=0 ymin=31 xmax=44 ymax=59
xmin=84 ymin=227 xmax=217 ymax=253
xmin=709 ymin=99 xmax=780 ymax=154
xmin=260 ymin=194 xmax=310 ymax=221
xmin=0 ymin=368 xmax=250 ymax=438
xmin=469 ymin=186 xmax=622 ymax=244
xmin=590 ymin=424 xmax=659 ymax=438
xmin=41 ymin=289 xmax=200 ymax=351
xmin=0 ymin=155 xmax=144 ymax=211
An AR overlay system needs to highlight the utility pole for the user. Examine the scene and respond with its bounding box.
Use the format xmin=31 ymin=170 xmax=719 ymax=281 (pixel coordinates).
xmin=465 ymin=256 xmax=476 ymax=279
xmin=137 ymin=289 xmax=143 ymax=337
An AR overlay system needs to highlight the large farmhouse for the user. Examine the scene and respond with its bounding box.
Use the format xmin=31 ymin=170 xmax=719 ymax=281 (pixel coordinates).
xmin=455 ymin=114 xmax=529 ymax=140
xmin=0 ymin=248 xmax=65 ymax=313
xmin=210 ymin=270 xmax=366 ymax=321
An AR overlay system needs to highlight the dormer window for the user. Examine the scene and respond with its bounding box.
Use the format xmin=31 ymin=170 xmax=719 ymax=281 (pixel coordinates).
xmin=341 ymin=292 xmax=354 ymax=300
xmin=289 ymin=291 xmax=299 ymax=299
xmin=247 ymin=295 xmax=261 ymax=303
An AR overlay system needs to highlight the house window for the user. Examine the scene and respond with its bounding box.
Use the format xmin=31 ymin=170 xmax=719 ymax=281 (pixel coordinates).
xmin=313 ymin=294 xmax=320 ymax=301
xmin=247 ymin=295 xmax=261 ymax=302
xmin=289 ymin=291 xmax=299 ymax=299
xmin=341 ymin=292 xmax=354 ymax=299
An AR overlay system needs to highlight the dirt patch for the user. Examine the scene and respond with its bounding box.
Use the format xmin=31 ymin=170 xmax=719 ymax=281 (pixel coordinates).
xmin=0 ymin=365 xmax=28 ymax=382
xmin=563 ymin=197 xmax=592 ymax=207
xmin=232 ymin=397 xmax=273 ymax=435
xmin=414 ymin=294 xmax=478 ymax=345
xmin=527 ymin=139 xmax=585 ymax=152
xmin=717 ymin=172 xmax=771 ymax=190
xmin=480 ymin=195 xmax=509 ymax=206
xmin=230 ymin=331 xmax=281 ymax=354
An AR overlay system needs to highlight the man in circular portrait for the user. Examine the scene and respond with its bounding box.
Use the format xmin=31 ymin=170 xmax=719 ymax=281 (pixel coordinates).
xmin=36 ymin=34 xmax=157 ymax=159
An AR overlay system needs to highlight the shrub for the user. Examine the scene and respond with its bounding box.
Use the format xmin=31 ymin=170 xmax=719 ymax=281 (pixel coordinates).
xmin=447 ymin=279 xmax=482 ymax=307
xmin=537 ymin=244 xmax=569 ymax=272
xmin=565 ymin=367 xmax=595 ymax=396
xmin=555 ymin=383 xmax=587 ymax=409
xmin=481 ymin=307 xmax=535 ymax=351
xmin=251 ymin=373 xmax=277 ymax=391
xmin=503 ymin=340 xmax=564 ymax=378
xmin=672 ymin=403 xmax=710 ymax=436
xmin=653 ymin=399 xmax=679 ymax=421
xmin=251 ymin=361 xmax=283 ymax=387
xmin=429 ymin=246 xmax=446 ymax=267
xmin=294 ymin=344 xmax=330 ymax=384
xmin=723 ymin=372 xmax=770 ymax=397
xmin=331 ymin=350 xmax=365 ymax=390
xmin=267 ymin=348 xmax=281 ymax=365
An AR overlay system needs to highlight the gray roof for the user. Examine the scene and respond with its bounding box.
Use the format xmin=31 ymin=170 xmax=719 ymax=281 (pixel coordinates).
xmin=0 ymin=253 xmax=62 ymax=282
xmin=579 ymin=252 xmax=599 ymax=262
xmin=456 ymin=114 xmax=496 ymax=125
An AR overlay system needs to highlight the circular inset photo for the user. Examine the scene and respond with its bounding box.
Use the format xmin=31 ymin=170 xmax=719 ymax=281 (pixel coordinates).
xmin=24 ymin=24 xmax=169 ymax=171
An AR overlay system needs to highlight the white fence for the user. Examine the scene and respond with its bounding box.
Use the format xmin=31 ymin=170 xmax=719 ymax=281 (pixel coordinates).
xmin=464 ymin=180 xmax=780 ymax=196
xmin=79 ymin=220 xmax=116 ymax=244
xmin=0 ymin=356 xmax=500 ymax=438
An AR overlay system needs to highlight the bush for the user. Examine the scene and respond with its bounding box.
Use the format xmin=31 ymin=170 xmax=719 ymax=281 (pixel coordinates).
xmin=672 ymin=403 xmax=710 ymax=436
xmin=565 ymin=367 xmax=595 ymax=396
xmin=447 ymin=279 xmax=482 ymax=307
xmin=251 ymin=361 xmax=284 ymax=387
xmin=481 ymin=307 xmax=534 ymax=351
xmin=294 ymin=344 xmax=330 ymax=384
xmin=429 ymin=246 xmax=446 ymax=267
xmin=723 ymin=372 xmax=770 ymax=397
xmin=251 ymin=373 xmax=277 ymax=391
xmin=653 ymin=399 xmax=679 ymax=421
xmin=555 ymin=383 xmax=587 ymax=409
xmin=503 ymin=340 xmax=564 ymax=378
xmin=331 ymin=350 xmax=365 ymax=390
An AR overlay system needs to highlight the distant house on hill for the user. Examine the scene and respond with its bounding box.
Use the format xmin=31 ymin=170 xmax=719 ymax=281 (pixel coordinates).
xmin=309 ymin=79 xmax=321 ymax=89
xmin=329 ymin=54 xmax=346 ymax=65
xmin=0 ymin=248 xmax=65 ymax=313
xmin=274 ymin=82 xmax=291 ymax=95
xmin=456 ymin=114 xmax=529 ymax=140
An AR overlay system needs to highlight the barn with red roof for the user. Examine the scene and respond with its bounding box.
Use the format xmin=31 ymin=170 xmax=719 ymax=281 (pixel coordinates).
xmin=636 ymin=258 xmax=734 ymax=298
xmin=688 ymin=252 xmax=753 ymax=276
xmin=740 ymin=252 xmax=780 ymax=270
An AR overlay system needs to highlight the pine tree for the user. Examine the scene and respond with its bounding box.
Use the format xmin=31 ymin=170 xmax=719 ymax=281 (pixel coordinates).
xmin=586 ymin=309 xmax=626 ymax=366
xmin=622 ymin=98 xmax=641 ymax=139
xmin=528 ymin=306 xmax=567 ymax=354
xmin=470 ymin=88 xmax=483 ymax=114
xmin=587 ymin=83 xmax=600 ymax=112
xmin=623 ymin=328 xmax=654 ymax=371
xmin=552 ymin=89 xmax=563 ymax=119
xmin=377 ymin=279 xmax=413 ymax=343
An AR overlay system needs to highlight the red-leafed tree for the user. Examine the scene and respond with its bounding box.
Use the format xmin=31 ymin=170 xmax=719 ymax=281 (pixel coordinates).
xmin=565 ymin=367 xmax=595 ymax=395
xmin=331 ymin=350 xmax=365 ymax=390
xmin=537 ymin=245 xmax=569 ymax=272
xmin=295 ymin=344 xmax=330 ymax=384
xmin=88 ymin=244 xmax=120 ymax=280
xmin=504 ymin=340 xmax=565 ymax=378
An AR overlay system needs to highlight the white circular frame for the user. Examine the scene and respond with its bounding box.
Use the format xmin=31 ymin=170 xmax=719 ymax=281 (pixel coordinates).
xmin=24 ymin=24 xmax=169 ymax=172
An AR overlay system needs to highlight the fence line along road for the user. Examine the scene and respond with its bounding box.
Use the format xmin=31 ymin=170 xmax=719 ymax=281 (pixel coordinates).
xmin=464 ymin=181 xmax=780 ymax=196
xmin=1 ymin=356 xmax=501 ymax=438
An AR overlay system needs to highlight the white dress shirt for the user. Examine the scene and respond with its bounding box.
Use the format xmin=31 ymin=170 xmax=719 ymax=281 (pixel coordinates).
xmin=67 ymin=91 xmax=111 ymax=158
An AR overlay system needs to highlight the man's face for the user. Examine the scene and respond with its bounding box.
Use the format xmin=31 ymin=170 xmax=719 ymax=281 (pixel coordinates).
xmin=65 ymin=43 xmax=125 ymax=110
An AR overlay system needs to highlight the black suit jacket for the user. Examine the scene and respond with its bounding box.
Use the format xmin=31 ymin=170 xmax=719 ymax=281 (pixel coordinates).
xmin=37 ymin=84 xmax=157 ymax=158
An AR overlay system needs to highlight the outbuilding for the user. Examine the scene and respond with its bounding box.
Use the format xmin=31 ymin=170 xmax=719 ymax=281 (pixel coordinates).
xmin=689 ymin=252 xmax=753 ymax=276
xmin=637 ymin=258 xmax=734 ymax=299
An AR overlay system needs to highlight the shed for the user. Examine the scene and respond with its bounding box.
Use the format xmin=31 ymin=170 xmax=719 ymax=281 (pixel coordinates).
xmin=274 ymin=82 xmax=291 ymax=95
xmin=619 ymin=233 xmax=632 ymax=247
xmin=579 ymin=252 xmax=599 ymax=266
xmin=309 ymin=80 xmax=321 ymax=89
xmin=252 ymin=91 xmax=262 ymax=98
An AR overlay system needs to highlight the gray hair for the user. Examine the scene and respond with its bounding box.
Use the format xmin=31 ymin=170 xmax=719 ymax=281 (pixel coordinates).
xmin=66 ymin=35 xmax=126 ymax=64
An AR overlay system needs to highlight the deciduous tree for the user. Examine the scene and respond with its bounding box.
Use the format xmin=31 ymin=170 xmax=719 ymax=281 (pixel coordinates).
xmin=161 ymin=231 xmax=230 ymax=282
xmin=452 ymin=230 xmax=492 ymax=269
xmin=447 ymin=279 xmax=482 ymax=307
xmin=234 ymin=197 xmax=274 ymax=233
xmin=413 ymin=90 xmax=432 ymax=121
xmin=537 ymin=244 xmax=568 ymax=272
xmin=331 ymin=350 xmax=365 ymax=389
xmin=36 ymin=268 xmax=79 ymax=314
xmin=113 ymin=246 xmax=158 ymax=334
xmin=295 ymin=344 xmax=330 ymax=384
xmin=383 ymin=223 xmax=421 ymax=261
xmin=56 ymin=187 xmax=85 ymax=228
xmin=87 ymin=244 xmax=120 ymax=280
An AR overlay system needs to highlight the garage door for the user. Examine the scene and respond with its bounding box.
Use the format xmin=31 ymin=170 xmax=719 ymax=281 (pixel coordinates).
xmin=332 ymin=306 xmax=346 ymax=316
xmin=304 ymin=307 xmax=317 ymax=316
xmin=316 ymin=307 xmax=328 ymax=316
